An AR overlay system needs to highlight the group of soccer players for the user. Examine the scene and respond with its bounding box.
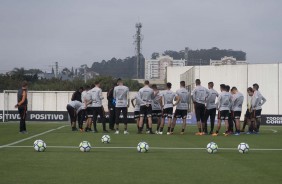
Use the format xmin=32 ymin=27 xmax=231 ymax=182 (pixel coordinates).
xmin=66 ymin=78 xmax=266 ymax=136
xmin=192 ymin=79 xmax=266 ymax=136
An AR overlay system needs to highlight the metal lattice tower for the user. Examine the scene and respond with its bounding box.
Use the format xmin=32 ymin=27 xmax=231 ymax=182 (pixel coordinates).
xmin=134 ymin=22 xmax=143 ymax=78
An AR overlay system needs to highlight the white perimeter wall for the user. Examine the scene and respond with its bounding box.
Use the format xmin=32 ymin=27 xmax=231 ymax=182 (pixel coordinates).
xmin=280 ymin=63 xmax=282 ymax=114
xmin=180 ymin=64 xmax=282 ymax=116
xmin=0 ymin=91 xmax=139 ymax=112
xmin=167 ymin=66 xmax=193 ymax=92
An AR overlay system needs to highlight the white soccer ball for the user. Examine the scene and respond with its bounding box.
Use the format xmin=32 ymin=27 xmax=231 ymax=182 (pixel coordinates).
xmin=101 ymin=135 xmax=111 ymax=143
xmin=79 ymin=141 xmax=91 ymax=152
xmin=137 ymin=142 xmax=149 ymax=153
xmin=238 ymin=143 xmax=249 ymax=154
xmin=33 ymin=139 xmax=47 ymax=152
xmin=206 ymin=142 xmax=218 ymax=154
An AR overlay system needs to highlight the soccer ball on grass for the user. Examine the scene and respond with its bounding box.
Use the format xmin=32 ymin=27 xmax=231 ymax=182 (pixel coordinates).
xmin=238 ymin=143 xmax=249 ymax=154
xmin=79 ymin=141 xmax=91 ymax=152
xmin=33 ymin=139 xmax=47 ymax=152
xmin=101 ymin=135 xmax=111 ymax=143
xmin=137 ymin=142 xmax=149 ymax=153
xmin=206 ymin=142 xmax=218 ymax=154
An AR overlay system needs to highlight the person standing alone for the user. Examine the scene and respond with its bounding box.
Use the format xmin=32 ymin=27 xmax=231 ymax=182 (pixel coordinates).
xmin=15 ymin=81 xmax=28 ymax=134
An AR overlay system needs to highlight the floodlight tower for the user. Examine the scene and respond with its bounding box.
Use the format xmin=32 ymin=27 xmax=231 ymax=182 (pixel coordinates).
xmin=134 ymin=22 xmax=143 ymax=78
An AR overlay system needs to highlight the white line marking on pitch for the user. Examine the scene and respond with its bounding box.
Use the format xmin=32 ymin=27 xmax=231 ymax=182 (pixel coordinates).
xmin=268 ymin=129 xmax=278 ymax=133
xmin=0 ymin=125 xmax=67 ymax=149
xmin=3 ymin=145 xmax=282 ymax=151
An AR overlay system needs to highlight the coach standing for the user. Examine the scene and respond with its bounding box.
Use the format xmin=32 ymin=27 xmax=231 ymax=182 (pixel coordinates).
xmin=15 ymin=81 xmax=28 ymax=134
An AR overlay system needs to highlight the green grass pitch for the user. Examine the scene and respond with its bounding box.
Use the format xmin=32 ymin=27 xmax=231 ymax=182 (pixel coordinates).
xmin=0 ymin=122 xmax=282 ymax=184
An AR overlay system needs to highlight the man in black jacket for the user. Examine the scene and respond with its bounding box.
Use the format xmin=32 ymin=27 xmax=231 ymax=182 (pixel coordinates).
xmin=71 ymin=87 xmax=83 ymax=102
xmin=107 ymin=83 xmax=116 ymax=130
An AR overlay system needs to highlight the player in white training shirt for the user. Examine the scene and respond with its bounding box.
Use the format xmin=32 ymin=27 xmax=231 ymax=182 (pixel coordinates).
xmin=252 ymin=83 xmax=266 ymax=133
xmin=191 ymin=79 xmax=209 ymax=135
xmin=204 ymin=82 xmax=218 ymax=134
xmin=212 ymin=84 xmax=232 ymax=136
xmin=138 ymin=80 xmax=155 ymax=134
xmin=171 ymin=81 xmax=190 ymax=135
xmin=231 ymin=87 xmax=244 ymax=135
xmin=113 ymin=78 xmax=130 ymax=134
xmin=158 ymin=82 xmax=179 ymax=135
xmin=151 ymin=84 xmax=162 ymax=133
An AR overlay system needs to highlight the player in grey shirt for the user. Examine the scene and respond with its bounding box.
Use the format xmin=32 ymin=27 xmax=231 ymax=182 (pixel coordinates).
xmin=213 ymin=84 xmax=232 ymax=136
xmin=171 ymin=81 xmax=190 ymax=135
xmin=89 ymin=81 xmax=108 ymax=133
xmin=204 ymin=82 xmax=218 ymax=134
xmin=252 ymin=83 xmax=266 ymax=132
xmin=191 ymin=79 xmax=209 ymax=135
xmin=113 ymin=78 xmax=130 ymax=134
xmin=151 ymin=84 xmax=162 ymax=133
xmin=138 ymin=80 xmax=155 ymax=134
xmin=231 ymin=87 xmax=244 ymax=135
xmin=131 ymin=93 xmax=141 ymax=131
xmin=158 ymin=82 xmax=179 ymax=135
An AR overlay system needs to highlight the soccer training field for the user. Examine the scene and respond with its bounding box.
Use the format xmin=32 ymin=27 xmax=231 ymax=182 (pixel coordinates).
xmin=0 ymin=122 xmax=282 ymax=184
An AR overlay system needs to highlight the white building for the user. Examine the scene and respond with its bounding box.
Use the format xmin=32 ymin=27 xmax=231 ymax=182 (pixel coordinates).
xmin=167 ymin=63 xmax=282 ymax=119
xmin=145 ymin=55 xmax=185 ymax=81
xmin=210 ymin=56 xmax=247 ymax=66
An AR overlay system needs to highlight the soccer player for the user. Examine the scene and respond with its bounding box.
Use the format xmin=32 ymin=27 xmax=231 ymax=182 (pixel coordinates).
xmin=226 ymin=85 xmax=234 ymax=133
xmin=171 ymin=81 xmax=190 ymax=135
xmin=113 ymin=78 xmax=130 ymax=134
xmin=212 ymin=84 xmax=232 ymax=136
xmin=131 ymin=93 xmax=141 ymax=130
xmin=84 ymin=85 xmax=94 ymax=132
xmin=151 ymin=84 xmax=162 ymax=134
xmin=138 ymin=80 xmax=155 ymax=134
xmin=71 ymin=87 xmax=83 ymax=102
xmin=252 ymin=83 xmax=266 ymax=133
xmin=66 ymin=100 xmax=83 ymax=131
xmin=89 ymin=81 xmax=108 ymax=133
xmin=241 ymin=87 xmax=254 ymax=132
xmin=231 ymin=87 xmax=244 ymax=135
xmin=204 ymin=82 xmax=218 ymax=135
xmin=191 ymin=79 xmax=209 ymax=135
xmin=15 ymin=81 xmax=28 ymax=134
xmin=158 ymin=82 xmax=179 ymax=135
xmin=78 ymin=85 xmax=90 ymax=131
xmin=107 ymin=83 xmax=116 ymax=131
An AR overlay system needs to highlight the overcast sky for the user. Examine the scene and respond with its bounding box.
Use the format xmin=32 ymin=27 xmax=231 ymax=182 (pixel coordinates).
xmin=0 ymin=0 xmax=281 ymax=73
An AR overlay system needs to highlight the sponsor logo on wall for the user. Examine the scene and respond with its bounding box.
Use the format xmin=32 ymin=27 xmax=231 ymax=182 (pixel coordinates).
xmin=0 ymin=111 xmax=68 ymax=121
xmin=261 ymin=115 xmax=282 ymax=125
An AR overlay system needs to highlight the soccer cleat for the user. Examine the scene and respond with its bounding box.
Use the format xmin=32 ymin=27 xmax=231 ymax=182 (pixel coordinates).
xmin=124 ymin=130 xmax=129 ymax=135
xmin=114 ymin=130 xmax=120 ymax=134
xmin=158 ymin=131 xmax=163 ymax=135
xmin=201 ymin=132 xmax=206 ymax=135
xmin=195 ymin=132 xmax=202 ymax=136
xmin=146 ymin=130 xmax=150 ymax=134
xmin=180 ymin=132 xmax=184 ymax=135
xmin=79 ymin=128 xmax=84 ymax=132
xmin=155 ymin=130 xmax=159 ymax=134
xmin=246 ymin=131 xmax=251 ymax=135
xmin=212 ymin=133 xmax=218 ymax=136
xmin=234 ymin=132 xmax=240 ymax=136
xmin=167 ymin=132 xmax=171 ymax=135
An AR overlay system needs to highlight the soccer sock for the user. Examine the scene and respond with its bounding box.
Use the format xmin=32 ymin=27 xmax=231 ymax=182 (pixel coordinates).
xmin=216 ymin=130 xmax=219 ymax=134
xmin=124 ymin=127 xmax=127 ymax=131
xmin=159 ymin=127 xmax=163 ymax=132
xmin=167 ymin=127 xmax=171 ymax=132
xmin=157 ymin=124 xmax=160 ymax=131
xmin=171 ymin=128 xmax=174 ymax=132
xmin=181 ymin=128 xmax=185 ymax=132
xmin=198 ymin=128 xmax=201 ymax=132
xmin=149 ymin=128 xmax=153 ymax=132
